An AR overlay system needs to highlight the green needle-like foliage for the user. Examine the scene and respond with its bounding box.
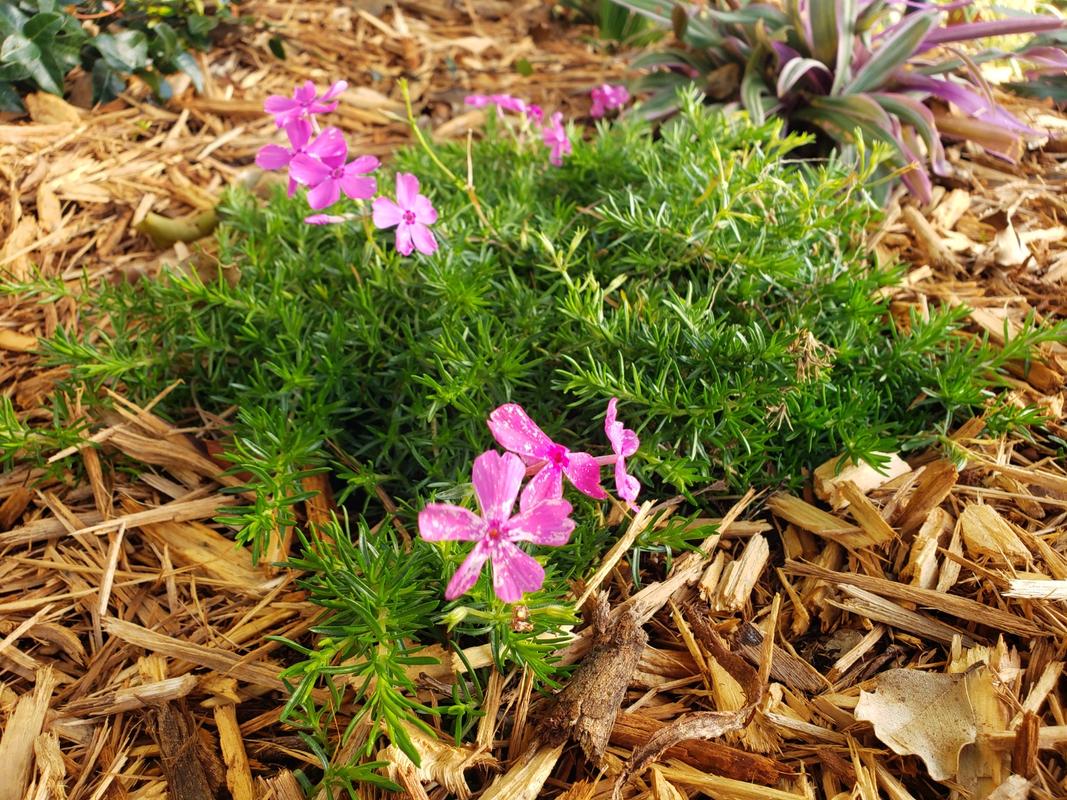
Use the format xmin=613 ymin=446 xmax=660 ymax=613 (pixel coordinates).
xmin=37 ymin=92 xmax=1063 ymax=535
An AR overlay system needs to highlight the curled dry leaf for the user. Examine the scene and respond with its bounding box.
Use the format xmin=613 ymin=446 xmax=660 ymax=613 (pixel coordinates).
xmin=611 ymin=605 xmax=765 ymax=800
xmin=855 ymin=668 xmax=977 ymax=781
xmin=539 ymin=593 xmax=647 ymax=765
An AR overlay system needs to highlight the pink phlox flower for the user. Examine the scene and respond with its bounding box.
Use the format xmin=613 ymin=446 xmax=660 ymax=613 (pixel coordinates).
xmin=465 ymin=93 xmax=542 ymax=124
xmin=419 ymin=450 xmax=576 ymax=602
xmin=488 ymin=403 xmax=607 ymax=512
xmin=255 ymin=119 xmax=316 ymax=197
xmin=590 ymin=83 xmax=630 ymax=118
xmin=491 ymin=94 xmax=528 ymax=114
xmin=542 ymin=112 xmax=572 ymax=166
xmin=605 ymin=398 xmax=640 ymax=511
xmin=263 ymin=80 xmax=347 ymax=127
xmin=372 ymin=173 xmax=439 ymax=256
xmin=289 ymin=131 xmax=378 ymax=210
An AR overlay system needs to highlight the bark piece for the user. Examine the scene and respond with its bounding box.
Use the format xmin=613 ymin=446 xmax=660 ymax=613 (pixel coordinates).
xmin=144 ymin=701 xmax=220 ymax=800
xmin=539 ymin=595 xmax=647 ymax=765
xmin=0 ymin=668 xmax=55 ymax=800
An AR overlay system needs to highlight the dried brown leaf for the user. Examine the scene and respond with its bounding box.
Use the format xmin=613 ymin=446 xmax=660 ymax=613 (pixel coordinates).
xmin=855 ymin=668 xmax=976 ymax=781
xmin=540 ymin=595 xmax=647 ymax=765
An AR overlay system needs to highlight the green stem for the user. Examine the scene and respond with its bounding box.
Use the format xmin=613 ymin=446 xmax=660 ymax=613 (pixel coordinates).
xmin=398 ymin=79 xmax=494 ymax=234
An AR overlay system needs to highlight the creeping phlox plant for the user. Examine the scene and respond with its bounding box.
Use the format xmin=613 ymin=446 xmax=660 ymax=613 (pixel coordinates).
xmin=419 ymin=400 xmax=640 ymax=603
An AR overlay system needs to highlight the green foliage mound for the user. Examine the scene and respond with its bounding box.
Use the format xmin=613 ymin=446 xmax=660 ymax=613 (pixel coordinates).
xmin=40 ymin=93 xmax=1059 ymax=543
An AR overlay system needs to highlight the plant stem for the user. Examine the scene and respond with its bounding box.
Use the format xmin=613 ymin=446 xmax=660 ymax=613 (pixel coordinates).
xmin=398 ymin=79 xmax=494 ymax=234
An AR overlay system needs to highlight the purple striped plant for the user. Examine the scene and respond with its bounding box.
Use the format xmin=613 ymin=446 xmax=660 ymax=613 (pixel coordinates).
xmin=616 ymin=0 xmax=1066 ymax=202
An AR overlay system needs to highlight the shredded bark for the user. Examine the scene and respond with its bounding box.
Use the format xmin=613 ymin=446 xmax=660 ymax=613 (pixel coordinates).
xmin=539 ymin=594 xmax=648 ymax=764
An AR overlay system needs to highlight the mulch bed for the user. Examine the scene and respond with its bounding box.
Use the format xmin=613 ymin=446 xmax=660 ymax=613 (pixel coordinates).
xmin=1 ymin=3 xmax=1066 ymax=799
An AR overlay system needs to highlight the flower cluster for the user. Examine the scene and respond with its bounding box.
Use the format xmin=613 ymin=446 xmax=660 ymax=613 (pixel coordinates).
xmin=589 ymin=83 xmax=630 ymax=118
xmin=418 ymin=399 xmax=641 ymax=603
xmin=257 ymin=81 xmax=438 ymax=256
xmin=465 ymin=92 xmax=571 ymax=166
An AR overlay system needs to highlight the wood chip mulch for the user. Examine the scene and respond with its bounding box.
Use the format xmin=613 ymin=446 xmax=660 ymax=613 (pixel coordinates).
xmin=1 ymin=3 xmax=1066 ymax=799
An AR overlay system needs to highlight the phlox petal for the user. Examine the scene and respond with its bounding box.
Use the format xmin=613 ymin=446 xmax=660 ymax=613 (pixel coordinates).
xmin=505 ymin=498 xmax=575 ymax=546
xmin=605 ymin=396 xmax=619 ymax=428
xmin=307 ymin=179 xmax=341 ymax=210
xmin=465 ymin=94 xmax=492 ymax=107
xmin=255 ymin=143 xmax=292 ymax=171
xmin=293 ymin=80 xmax=317 ymax=103
xmin=445 ymin=541 xmax=491 ymax=600
xmin=347 ymin=154 xmax=380 ymax=174
xmin=289 ymin=154 xmax=332 ymax=186
xmin=471 ymin=451 xmax=524 ymax=524
xmin=491 ymin=542 xmax=545 ymax=603
xmin=418 ymin=503 xmax=485 ymax=541
xmin=410 ymin=223 xmax=438 ymax=255
xmin=396 ymin=172 xmax=420 ymax=208
xmin=563 ymin=451 xmax=607 ymax=499
xmin=606 ymin=397 xmax=639 ymax=457
xmin=412 ymin=194 xmax=437 ymax=225
xmin=338 ymin=172 xmax=376 ymax=201
xmin=615 ymin=461 xmax=640 ymax=510
xmin=487 ymin=404 xmax=554 ymax=460
xmin=372 ymin=196 xmax=404 ymax=228
xmin=263 ymin=95 xmax=298 ymax=114
xmin=395 ymin=223 xmax=415 ymax=256
xmin=284 ymin=118 xmax=312 ymax=149
xmin=304 ymin=214 xmax=346 ymax=225
xmin=306 ymin=127 xmax=348 ymax=165
xmin=493 ymin=94 xmax=527 ymax=114
xmin=519 ymin=464 xmax=563 ymax=514
xmin=308 ymin=99 xmax=340 ymax=116
xmin=320 ymin=80 xmax=348 ymax=102
xmin=590 ymin=88 xmax=607 ymax=118
xmin=263 ymin=95 xmax=299 ymax=123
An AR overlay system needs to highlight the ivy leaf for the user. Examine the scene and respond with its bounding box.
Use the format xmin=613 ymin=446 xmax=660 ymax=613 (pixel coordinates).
xmin=0 ymin=4 xmax=29 ymax=38
xmin=1 ymin=32 xmax=62 ymax=94
xmin=91 ymin=58 xmax=126 ymax=103
xmin=148 ymin=21 xmax=181 ymax=69
xmin=94 ymin=30 xmax=149 ymax=73
xmin=186 ymin=14 xmax=217 ymax=40
xmin=21 ymin=12 xmax=64 ymax=43
xmin=136 ymin=69 xmax=173 ymax=101
xmin=0 ymin=80 xmax=25 ymax=112
xmin=173 ymin=50 xmax=203 ymax=90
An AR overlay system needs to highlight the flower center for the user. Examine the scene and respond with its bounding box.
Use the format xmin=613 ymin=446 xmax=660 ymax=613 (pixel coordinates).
xmin=486 ymin=525 xmax=503 ymax=543
xmin=547 ymin=443 xmax=569 ymax=467
xmin=330 ymin=166 xmax=345 ymax=179
xmin=402 ymin=210 xmax=416 ymax=225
